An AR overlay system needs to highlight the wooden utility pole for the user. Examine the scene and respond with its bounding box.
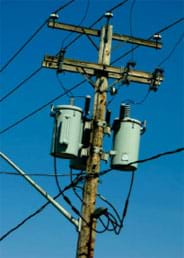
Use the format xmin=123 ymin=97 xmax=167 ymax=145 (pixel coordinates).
xmin=76 ymin=23 xmax=113 ymax=258
xmin=42 ymin=13 xmax=163 ymax=258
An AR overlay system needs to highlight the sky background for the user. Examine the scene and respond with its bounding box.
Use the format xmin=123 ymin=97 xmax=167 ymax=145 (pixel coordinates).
xmin=0 ymin=0 xmax=183 ymax=258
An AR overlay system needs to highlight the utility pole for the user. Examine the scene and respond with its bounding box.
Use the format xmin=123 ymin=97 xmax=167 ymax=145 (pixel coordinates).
xmin=76 ymin=18 xmax=113 ymax=258
xmin=42 ymin=12 xmax=163 ymax=258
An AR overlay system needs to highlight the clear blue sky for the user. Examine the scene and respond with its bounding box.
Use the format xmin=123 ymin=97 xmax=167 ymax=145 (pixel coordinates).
xmin=0 ymin=0 xmax=183 ymax=258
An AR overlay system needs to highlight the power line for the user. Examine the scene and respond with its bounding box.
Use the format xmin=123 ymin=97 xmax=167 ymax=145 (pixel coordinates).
xmin=56 ymin=73 xmax=73 ymax=97
xmin=0 ymin=0 xmax=76 ymax=73
xmin=61 ymin=0 xmax=90 ymax=49
xmin=0 ymin=175 xmax=83 ymax=242
xmin=0 ymin=147 xmax=183 ymax=240
xmin=0 ymin=171 xmax=82 ymax=177
xmin=1 ymin=147 xmax=183 ymax=178
xmin=0 ymin=79 xmax=86 ymax=135
xmin=63 ymin=0 xmax=129 ymax=50
xmin=0 ymin=0 xmax=130 ymax=120
xmin=158 ymin=32 xmax=184 ymax=67
xmin=0 ymin=67 xmax=42 ymax=103
xmin=128 ymin=147 xmax=184 ymax=166
xmin=111 ymin=17 xmax=184 ymax=65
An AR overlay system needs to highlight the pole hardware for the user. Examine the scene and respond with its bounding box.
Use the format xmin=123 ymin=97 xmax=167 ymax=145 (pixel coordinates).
xmin=49 ymin=13 xmax=59 ymax=21
xmin=92 ymin=207 xmax=108 ymax=219
xmin=57 ymin=48 xmax=66 ymax=73
xmin=153 ymin=33 xmax=162 ymax=49
xmin=150 ymin=68 xmax=164 ymax=91
xmin=41 ymin=13 xmax=164 ymax=258
xmin=122 ymin=61 xmax=136 ymax=85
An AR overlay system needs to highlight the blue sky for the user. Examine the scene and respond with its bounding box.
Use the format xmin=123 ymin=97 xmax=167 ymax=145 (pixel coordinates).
xmin=0 ymin=0 xmax=183 ymax=258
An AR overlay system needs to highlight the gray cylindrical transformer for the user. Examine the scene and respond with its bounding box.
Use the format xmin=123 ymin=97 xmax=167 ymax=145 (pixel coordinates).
xmin=51 ymin=105 xmax=83 ymax=159
xmin=111 ymin=117 xmax=142 ymax=171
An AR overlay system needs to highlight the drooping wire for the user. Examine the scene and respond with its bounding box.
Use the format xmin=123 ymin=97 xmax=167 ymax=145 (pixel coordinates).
xmin=0 ymin=79 xmax=86 ymax=135
xmin=116 ymin=171 xmax=135 ymax=234
xmin=61 ymin=0 xmax=90 ymax=49
xmin=0 ymin=67 xmax=42 ymax=103
xmin=120 ymin=89 xmax=151 ymax=106
xmin=63 ymin=0 xmax=129 ymax=50
xmin=157 ymin=32 xmax=184 ymax=67
xmin=0 ymin=147 xmax=183 ymax=240
xmin=0 ymin=0 xmax=76 ymax=73
xmin=56 ymin=73 xmax=73 ymax=97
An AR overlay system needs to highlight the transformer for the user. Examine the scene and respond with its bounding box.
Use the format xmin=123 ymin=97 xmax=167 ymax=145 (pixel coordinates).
xmin=51 ymin=105 xmax=83 ymax=159
xmin=111 ymin=104 xmax=144 ymax=171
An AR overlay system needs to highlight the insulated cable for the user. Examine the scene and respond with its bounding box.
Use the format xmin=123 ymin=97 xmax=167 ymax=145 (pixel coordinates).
xmin=0 ymin=0 xmax=76 ymax=73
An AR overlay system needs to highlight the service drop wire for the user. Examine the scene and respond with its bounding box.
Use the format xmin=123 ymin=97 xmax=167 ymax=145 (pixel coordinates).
xmin=115 ymin=171 xmax=135 ymax=235
xmin=53 ymin=115 xmax=63 ymax=193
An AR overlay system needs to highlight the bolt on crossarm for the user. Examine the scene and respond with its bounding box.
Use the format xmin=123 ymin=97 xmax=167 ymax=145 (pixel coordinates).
xmin=76 ymin=21 xmax=113 ymax=258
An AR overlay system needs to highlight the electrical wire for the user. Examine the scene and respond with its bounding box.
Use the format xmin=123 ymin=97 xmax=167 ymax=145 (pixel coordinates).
xmin=115 ymin=171 xmax=135 ymax=234
xmin=61 ymin=0 xmax=90 ymax=49
xmin=158 ymin=32 xmax=184 ymax=67
xmin=63 ymin=0 xmax=129 ymax=50
xmin=0 ymin=147 xmax=183 ymax=240
xmin=0 ymin=67 xmax=42 ymax=103
xmin=111 ymin=17 xmax=184 ymax=65
xmin=128 ymin=147 xmax=184 ymax=166
xmin=70 ymin=169 xmax=84 ymax=203
xmin=0 ymin=171 xmax=83 ymax=177
xmin=0 ymin=0 xmax=76 ymax=73
xmin=56 ymin=73 xmax=73 ymax=97
xmin=0 ymin=0 xmax=130 ymax=118
xmin=129 ymin=0 xmax=136 ymax=61
xmin=0 ymin=79 xmax=86 ymax=135
xmin=0 ymin=175 xmax=83 ymax=242
xmin=1 ymin=147 xmax=183 ymax=178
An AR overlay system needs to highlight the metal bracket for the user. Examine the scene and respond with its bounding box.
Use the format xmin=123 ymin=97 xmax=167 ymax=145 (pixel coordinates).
xmin=84 ymin=120 xmax=92 ymax=130
xmin=101 ymin=152 xmax=109 ymax=162
xmin=109 ymin=150 xmax=116 ymax=156
xmin=104 ymin=126 xmax=111 ymax=136
xmin=150 ymin=68 xmax=164 ymax=91
xmin=80 ymin=147 xmax=90 ymax=157
xmin=93 ymin=146 xmax=102 ymax=154
xmin=96 ymin=120 xmax=107 ymax=128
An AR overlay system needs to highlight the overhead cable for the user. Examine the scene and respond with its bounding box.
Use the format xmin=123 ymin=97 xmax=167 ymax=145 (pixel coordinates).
xmin=61 ymin=0 xmax=90 ymax=48
xmin=111 ymin=17 xmax=184 ymax=65
xmin=0 ymin=67 xmax=42 ymax=103
xmin=63 ymin=0 xmax=129 ymax=50
xmin=0 ymin=79 xmax=86 ymax=135
xmin=0 ymin=175 xmax=83 ymax=242
xmin=0 ymin=0 xmax=76 ymax=73
xmin=1 ymin=147 xmax=183 ymax=178
xmin=158 ymin=32 xmax=184 ymax=67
